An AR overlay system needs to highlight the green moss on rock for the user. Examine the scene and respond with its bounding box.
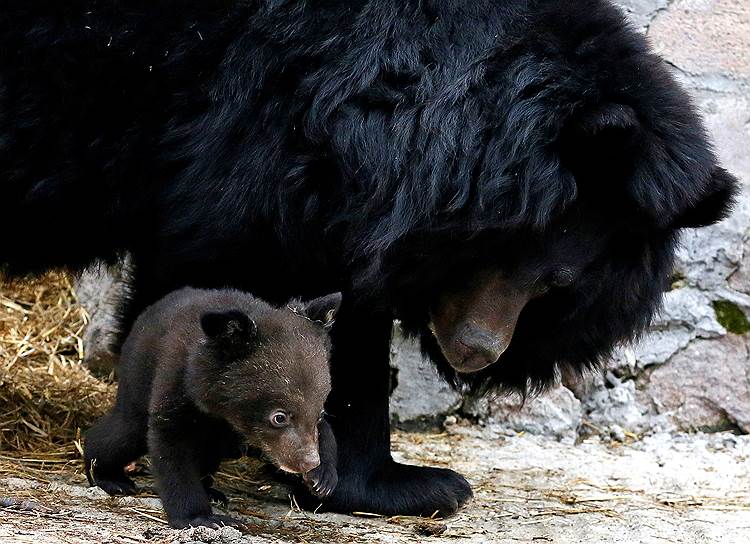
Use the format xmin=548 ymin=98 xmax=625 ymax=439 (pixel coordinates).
xmin=669 ymin=270 xmax=687 ymax=291
xmin=713 ymin=300 xmax=750 ymax=335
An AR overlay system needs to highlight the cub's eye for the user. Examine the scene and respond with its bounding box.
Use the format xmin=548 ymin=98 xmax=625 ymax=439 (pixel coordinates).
xmin=270 ymin=411 xmax=289 ymax=428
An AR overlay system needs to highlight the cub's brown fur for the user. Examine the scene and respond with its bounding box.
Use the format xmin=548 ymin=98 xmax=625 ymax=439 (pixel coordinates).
xmin=84 ymin=287 xmax=341 ymax=529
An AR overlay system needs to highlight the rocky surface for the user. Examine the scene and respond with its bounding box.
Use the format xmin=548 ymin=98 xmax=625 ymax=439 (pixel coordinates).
xmin=2 ymin=427 xmax=749 ymax=544
xmin=389 ymin=327 xmax=463 ymax=425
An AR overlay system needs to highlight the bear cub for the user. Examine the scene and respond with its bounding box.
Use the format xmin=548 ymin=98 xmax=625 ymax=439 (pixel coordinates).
xmin=84 ymin=287 xmax=341 ymax=529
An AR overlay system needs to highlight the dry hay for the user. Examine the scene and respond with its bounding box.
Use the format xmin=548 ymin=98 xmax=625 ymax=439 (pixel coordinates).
xmin=0 ymin=272 xmax=115 ymax=477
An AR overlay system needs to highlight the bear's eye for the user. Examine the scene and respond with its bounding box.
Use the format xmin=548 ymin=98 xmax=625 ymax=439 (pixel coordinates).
xmin=533 ymin=282 xmax=551 ymax=297
xmin=534 ymin=269 xmax=575 ymax=297
xmin=270 ymin=411 xmax=289 ymax=428
xmin=549 ymin=268 xmax=575 ymax=288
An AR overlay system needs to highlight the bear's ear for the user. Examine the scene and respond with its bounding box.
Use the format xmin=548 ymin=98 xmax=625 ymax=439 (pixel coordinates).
xmin=576 ymin=103 xmax=640 ymax=141
xmin=200 ymin=310 xmax=257 ymax=348
xmin=670 ymin=168 xmax=738 ymax=229
xmin=560 ymin=102 xmax=642 ymax=184
xmin=290 ymin=293 xmax=343 ymax=329
xmin=561 ymin=102 xmax=738 ymax=229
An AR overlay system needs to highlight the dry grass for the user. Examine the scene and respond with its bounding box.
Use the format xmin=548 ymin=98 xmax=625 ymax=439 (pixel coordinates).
xmin=0 ymin=272 xmax=116 ymax=478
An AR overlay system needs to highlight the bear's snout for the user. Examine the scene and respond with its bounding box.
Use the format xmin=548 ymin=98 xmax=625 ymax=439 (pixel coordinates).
xmin=430 ymin=268 xmax=530 ymax=374
xmin=451 ymin=324 xmax=508 ymax=373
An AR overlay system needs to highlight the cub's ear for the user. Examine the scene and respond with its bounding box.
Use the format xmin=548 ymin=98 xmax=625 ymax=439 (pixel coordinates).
xmin=671 ymin=168 xmax=738 ymax=229
xmin=290 ymin=293 xmax=343 ymax=329
xmin=200 ymin=310 xmax=257 ymax=346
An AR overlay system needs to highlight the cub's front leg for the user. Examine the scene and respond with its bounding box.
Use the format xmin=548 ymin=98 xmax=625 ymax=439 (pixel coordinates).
xmin=303 ymin=417 xmax=338 ymax=498
xmin=147 ymin=408 xmax=245 ymax=529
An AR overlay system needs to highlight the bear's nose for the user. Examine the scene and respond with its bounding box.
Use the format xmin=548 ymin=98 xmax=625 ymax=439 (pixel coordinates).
xmin=453 ymin=324 xmax=506 ymax=373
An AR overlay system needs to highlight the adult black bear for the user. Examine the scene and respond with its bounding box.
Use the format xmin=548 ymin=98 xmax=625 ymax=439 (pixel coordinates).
xmin=85 ymin=287 xmax=341 ymax=528
xmin=0 ymin=0 xmax=738 ymax=517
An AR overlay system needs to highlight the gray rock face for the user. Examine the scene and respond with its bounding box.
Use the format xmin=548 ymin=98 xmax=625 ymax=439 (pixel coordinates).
xmin=580 ymin=373 xmax=655 ymax=434
xmin=648 ymin=0 xmax=750 ymax=82
xmin=389 ymin=327 xmax=462 ymax=424
xmin=626 ymin=288 xmax=727 ymax=369
xmin=641 ymin=336 xmax=750 ymax=432
xmin=462 ymin=386 xmax=583 ymax=442
xmin=615 ymin=0 xmax=669 ymax=30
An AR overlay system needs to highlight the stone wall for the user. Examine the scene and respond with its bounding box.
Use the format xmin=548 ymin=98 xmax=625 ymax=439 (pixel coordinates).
xmin=77 ymin=0 xmax=750 ymax=440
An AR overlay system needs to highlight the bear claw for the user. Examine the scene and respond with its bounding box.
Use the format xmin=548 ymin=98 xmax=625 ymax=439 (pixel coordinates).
xmin=94 ymin=477 xmax=137 ymax=496
xmin=172 ymin=514 xmax=248 ymax=530
xmin=303 ymin=463 xmax=338 ymax=499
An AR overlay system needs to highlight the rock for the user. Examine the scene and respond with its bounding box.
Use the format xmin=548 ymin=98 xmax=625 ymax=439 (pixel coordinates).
xmin=642 ymin=336 xmax=750 ymax=432
xmin=463 ymin=385 xmax=583 ymax=441
xmin=577 ymin=372 xmax=672 ymax=435
xmin=696 ymin=92 xmax=750 ymax=182
xmin=582 ymin=374 xmax=647 ymax=429
xmin=676 ymin=202 xmax=749 ymax=293
xmin=629 ymin=326 xmax=696 ymax=369
xmin=176 ymin=526 xmax=244 ymax=544
xmin=730 ymin=237 xmax=750 ymax=296
xmin=674 ymin=92 xmax=750 ymax=293
xmin=615 ymin=0 xmax=669 ymax=30
xmin=658 ymin=288 xmax=726 ymax=337
xmin=649 ymin=0 xmax=750 ymax=81
xmin=389 ymin=326 xmax=463 ymax=424
xmin=625 ymin=288 xmax=727 ymax=369
xmin=609 ymin=424 xmax=627 ymax=442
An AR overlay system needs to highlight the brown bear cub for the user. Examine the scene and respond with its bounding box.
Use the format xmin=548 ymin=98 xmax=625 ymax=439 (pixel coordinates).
xmin=84 ymin=287 xmax=341 ymax=529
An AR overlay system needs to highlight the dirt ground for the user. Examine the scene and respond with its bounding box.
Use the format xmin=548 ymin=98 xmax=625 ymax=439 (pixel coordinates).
xmin=1 ymin=425 xmax=748 ymax=544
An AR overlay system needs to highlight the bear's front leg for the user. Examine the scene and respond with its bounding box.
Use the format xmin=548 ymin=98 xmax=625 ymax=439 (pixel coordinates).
xmin=297 ymin=302 xmax=472 ymax=516
xmin=148 ymin=408 xmax=246 ymax=530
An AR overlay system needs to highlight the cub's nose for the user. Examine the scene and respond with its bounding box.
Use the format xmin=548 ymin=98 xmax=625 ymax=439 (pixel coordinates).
xmin=453 ymin=324 xmax=506 ymax=373
xmin=295 ymin=452 xmax=320 ymax=474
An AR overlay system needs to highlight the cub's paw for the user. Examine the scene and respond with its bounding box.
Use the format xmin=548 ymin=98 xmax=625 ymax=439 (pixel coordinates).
xmin=171 ymin=514 xmax=248 ymax=530
xmin=206 ymin=487 xmax=229 ymax=507
xmin=303 ymin=462 xmax=338 ymax=499
xmin=93 ymin=476 xmax=137 ymax=496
